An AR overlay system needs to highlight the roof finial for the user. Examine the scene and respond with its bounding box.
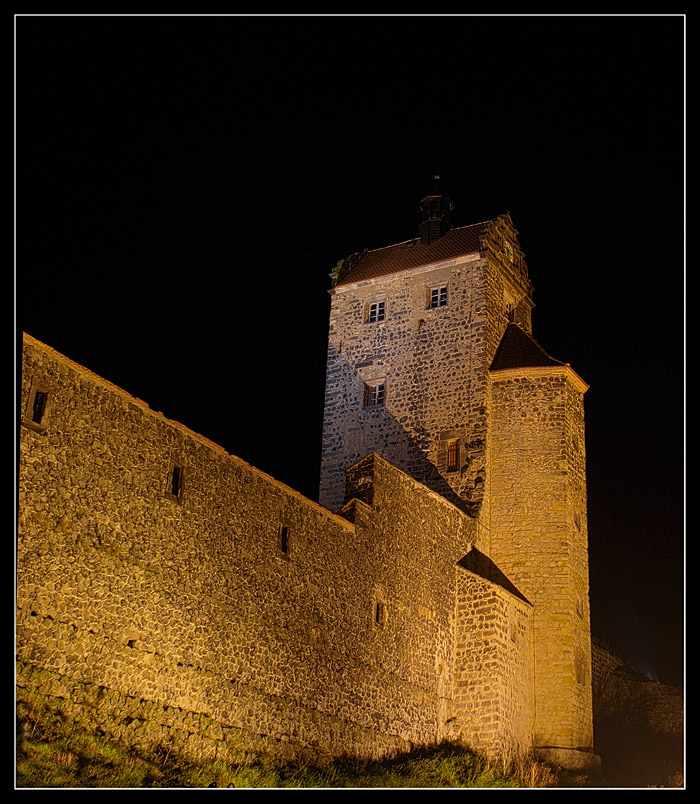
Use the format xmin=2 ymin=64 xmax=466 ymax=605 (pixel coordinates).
xmin=419 ymin=176 xmax=454 ymax=245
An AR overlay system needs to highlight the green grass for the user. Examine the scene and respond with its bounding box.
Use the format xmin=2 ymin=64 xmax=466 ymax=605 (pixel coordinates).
xmin=16 ymin=701 xmax=560 ymax=789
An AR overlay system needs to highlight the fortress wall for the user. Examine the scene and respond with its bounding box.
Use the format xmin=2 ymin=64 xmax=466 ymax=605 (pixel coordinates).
xmin=488 ymin=367 xmax=594 ymax=755
xmin=452 ymin=568 xmax=534 ymax=758
xmin=591 ymin=640 xmax=625 ymax=691
xmin=17 ymin=335 xmax=474 ymax=762
xmin=345 ymin=453 xmax=479 ymax=743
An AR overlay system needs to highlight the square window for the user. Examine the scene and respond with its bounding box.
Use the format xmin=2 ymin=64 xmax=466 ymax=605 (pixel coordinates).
xmin=366 ymin=300 xmax=386 ymax=323
xmin=428 ymin=285 xmax=448 ymax=309
xmin=363 ymin=381 xmax=386 ymax=407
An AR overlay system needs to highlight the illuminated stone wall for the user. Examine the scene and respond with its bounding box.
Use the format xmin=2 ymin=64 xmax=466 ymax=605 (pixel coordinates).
xmin=17 ymin=202 xmax=599 ymax=771
xmin=319 ymin=216 xmax=533 ymax=520
xmin=452 ymin=565 xmax=535 ymax=758
xmin=487 ymin=366 xmax=595 ymax=767
xmin=319 ymin=252 xmax=492 ymax=516
xmin=18 ymin=335 xmax=490 ymax=762
xmin=314 ymin=214 xmax=598 ymax=769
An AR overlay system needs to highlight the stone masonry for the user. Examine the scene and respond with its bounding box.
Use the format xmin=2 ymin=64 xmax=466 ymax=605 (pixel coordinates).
xmin=18 ymin=336 xmax=480 ymax=762
xmin=17 ymin=195 xmax=598 ymax=771
xmin=319 ymin=199 xmax=596 ymax=769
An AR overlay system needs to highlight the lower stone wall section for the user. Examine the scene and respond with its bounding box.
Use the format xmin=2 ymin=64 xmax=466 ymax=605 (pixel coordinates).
xmin=452 ymin=561 xmax=534 ymax=759
xmin=16 ymin=661 xmax=413 ymax=764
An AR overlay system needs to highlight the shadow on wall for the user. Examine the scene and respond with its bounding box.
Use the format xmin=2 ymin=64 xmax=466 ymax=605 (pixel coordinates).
xmin=457 ymin=549 xmax=530 ymax=604
xmin=325 ymin=347 xmax=486 ymax=517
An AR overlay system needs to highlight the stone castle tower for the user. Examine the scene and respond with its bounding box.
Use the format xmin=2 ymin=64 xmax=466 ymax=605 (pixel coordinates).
xmin=17 ymin=183 xmax=597 ymax=773
xmin=320 ymin=182 xmax=595 ymax=767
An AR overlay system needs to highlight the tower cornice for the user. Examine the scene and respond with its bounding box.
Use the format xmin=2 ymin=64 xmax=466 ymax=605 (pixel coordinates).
xmin=489 ymin=364 xmax=589 ymax=394
xmin=329 ymin=251 xmax=481 ymax=294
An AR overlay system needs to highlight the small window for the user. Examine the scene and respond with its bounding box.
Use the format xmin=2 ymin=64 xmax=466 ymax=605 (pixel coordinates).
xmin=363 ymin=381 xmax=386 ymax=407
xmin=447 ymin=439 xmax=459 ymax=472
xmin=167 ymin=463 xmax=184 ymax=502
xmin=31 ymin=391 xmax=49 ymax=424
xmin=366 ymin=300 xmax=386 ymax=323
xmin=23 ymin=383 xmax=51 ymax=432
xmin=374 ymin=600 xmax=386 ymax=629
xmin=279 ymin=524 xmax=290 ymax=556
xmin=428 ymin=285 xmax=448 ymax=309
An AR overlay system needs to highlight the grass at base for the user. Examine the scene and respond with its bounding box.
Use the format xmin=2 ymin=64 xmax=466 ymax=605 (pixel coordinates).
xmin=16 ymin=703 xmax=558 ymax=789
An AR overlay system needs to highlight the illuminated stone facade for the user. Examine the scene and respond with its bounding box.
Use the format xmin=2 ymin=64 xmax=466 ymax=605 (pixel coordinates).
xmin=320 ymin=205 xmax=595 ymax=767
xmin=17 ymin=201 xmax=597 ymax=771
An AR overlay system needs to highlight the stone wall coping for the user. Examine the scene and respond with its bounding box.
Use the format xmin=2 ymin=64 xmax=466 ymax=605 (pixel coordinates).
xmin=456 ymin=562 xmax=535 ymax=609
xmin=21 ymin=332 xmax=355 ymax=532
xmin=354 ymin=451 xmax=478 ymax=523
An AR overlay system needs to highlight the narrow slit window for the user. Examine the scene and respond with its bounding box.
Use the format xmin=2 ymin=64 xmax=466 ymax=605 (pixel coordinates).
xmin=447 ymin=439 xmax=459 ymax=472
xmin=374 ymin=601 xmax=386 ymax=628
xmin=279 ymin=525 xmax=290 ymax=555
xmin=31 ymin=391 xmax=48 ymax=425
xmin=24 ymin=385 xmax=50 ymax=431
xmin=170 ymin=465 xmax=183 ymax=500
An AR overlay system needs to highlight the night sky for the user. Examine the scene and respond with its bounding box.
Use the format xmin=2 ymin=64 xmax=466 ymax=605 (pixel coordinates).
xmin=16 ymin=15 xmax=685 ymax=687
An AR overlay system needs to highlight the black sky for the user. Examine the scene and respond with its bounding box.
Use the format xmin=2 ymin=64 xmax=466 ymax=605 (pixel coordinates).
xmin=16 ymin=14 xmax=685 ymax=687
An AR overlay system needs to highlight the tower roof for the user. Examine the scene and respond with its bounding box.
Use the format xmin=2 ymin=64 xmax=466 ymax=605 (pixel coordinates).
xmin=490 ymin=323 xmax=565 ymax=371
xmin=335 ymin=220 xmax=486 ymax=287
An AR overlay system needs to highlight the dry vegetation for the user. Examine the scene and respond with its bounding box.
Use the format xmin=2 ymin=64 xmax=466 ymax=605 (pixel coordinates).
xmin=16 ymin=699 xmax=560 ymax=789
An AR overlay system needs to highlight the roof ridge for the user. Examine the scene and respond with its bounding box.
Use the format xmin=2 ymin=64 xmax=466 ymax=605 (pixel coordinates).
xmin=336 ymin=218 xmax=492 ymax=287
xmin=364 ymin=218 xmax=491 ymax=257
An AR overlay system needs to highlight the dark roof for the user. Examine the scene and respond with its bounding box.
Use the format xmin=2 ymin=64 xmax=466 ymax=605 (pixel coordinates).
xmin=336 ymin=220 xmax=486 ymax=286
xmin=458 ymin=548 xmax=531 ymax=604
xmin=490 ymin=323 xmax=565 ymax=371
